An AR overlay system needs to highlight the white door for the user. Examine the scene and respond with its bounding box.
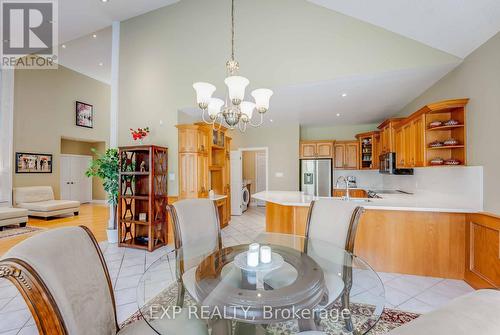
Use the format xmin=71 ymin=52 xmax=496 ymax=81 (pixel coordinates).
xmin=60 ymin=155 xmax=92 ymax=203
xmin=255 ymin=151 xmax=267 ymax=206
xmin=230 ymin=150 xmax=242 ymax=216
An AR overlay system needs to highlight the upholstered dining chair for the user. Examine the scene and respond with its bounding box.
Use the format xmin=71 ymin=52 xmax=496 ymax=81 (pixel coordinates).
xmin=304 ymin=199 xmax=365 ymax=332
xmin=166 ymin=198 xmax=223 ymax=305
xmin=0 ymin=226 xmax=208 ymax=335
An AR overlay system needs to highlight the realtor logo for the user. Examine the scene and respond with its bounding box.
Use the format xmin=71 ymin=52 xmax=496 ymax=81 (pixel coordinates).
xmin=1 ymin=0 xmax=58 ymax=69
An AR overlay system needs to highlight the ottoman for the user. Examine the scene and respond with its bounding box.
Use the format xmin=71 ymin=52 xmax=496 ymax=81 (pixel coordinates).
xmin=0 ymin=207 xmax=29 ymax=231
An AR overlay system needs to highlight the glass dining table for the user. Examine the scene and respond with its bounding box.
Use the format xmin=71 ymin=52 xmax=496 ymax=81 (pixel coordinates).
xmin=136 ymin=233 xmax=385 ymax=334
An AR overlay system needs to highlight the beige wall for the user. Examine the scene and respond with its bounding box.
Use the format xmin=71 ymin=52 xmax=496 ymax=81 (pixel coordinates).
xmin=242 ymin=151 xmax=256 ymax=194
xmin=231 ymin=124 xmax=300 ymax=191
xmin=242 ymin=150 xmax=265 ymax=194
xmin=398 ymin=32 xmax=500 ymax=215
xmin=300 ymin=123 xmax=379 ymax=141
xmin=13 ymin=65 xmax=110 ymax=199
xmin=60 ymin=139 xmax=107 ymax=200
xmin=119 ymin=0 xmax=458 ymax=196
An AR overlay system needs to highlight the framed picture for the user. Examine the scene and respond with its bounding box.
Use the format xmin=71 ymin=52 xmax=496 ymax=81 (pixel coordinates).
xmin=16 ymin=153 xmax=53 ymax=173
xmin=76 ymin=101 xmax=94 ymax=128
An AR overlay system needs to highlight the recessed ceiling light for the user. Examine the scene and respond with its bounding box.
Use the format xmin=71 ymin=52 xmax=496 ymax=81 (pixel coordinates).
xmin=61 ymin=44 xmax=66 ymax=49
xmin=341 ymin=93 xmax=347 ymax=97
xmin=92 ymin=34 xmax=97 ymax=38
xmin=336 ymin=113 xmax=341 ymax=117
xmin=270 ymin=119 xmax=274 ymax=122
xmin=98 ymin=62 xmax=103 ymax=66
xmin=100 ymin=0 xmax=109 ymax=2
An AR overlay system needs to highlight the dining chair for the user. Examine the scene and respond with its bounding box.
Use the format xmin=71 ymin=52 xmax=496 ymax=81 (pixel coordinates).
xmin=304 ymin=199 xmax=365 ymax=332
xmin=166 ymin=198 xmax=223 ymax=305
xmin=0 ymin=226 xmax=208 ymax=335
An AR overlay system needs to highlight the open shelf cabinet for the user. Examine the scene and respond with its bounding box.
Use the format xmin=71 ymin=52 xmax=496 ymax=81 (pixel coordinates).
xmin=424 ymin=100 xmax=468 ymax=166
xmin=118 ymin=145 xmax=168 ymax=252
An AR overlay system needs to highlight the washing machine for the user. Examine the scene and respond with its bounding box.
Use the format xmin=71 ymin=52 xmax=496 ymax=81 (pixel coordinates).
xmin=241 ymin=185 xmax=250 ymax=212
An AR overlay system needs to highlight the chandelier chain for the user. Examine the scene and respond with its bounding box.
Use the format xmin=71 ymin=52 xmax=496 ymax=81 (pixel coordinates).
xmin=231 ymin=0 xmax=235 ymax=61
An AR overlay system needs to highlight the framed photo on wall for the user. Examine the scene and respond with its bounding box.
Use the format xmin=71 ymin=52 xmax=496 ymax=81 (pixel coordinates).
xmin=15 ymin=153 xmax=53 ymax=173
xmin=76 ymin=101 xmax=94 ymax=128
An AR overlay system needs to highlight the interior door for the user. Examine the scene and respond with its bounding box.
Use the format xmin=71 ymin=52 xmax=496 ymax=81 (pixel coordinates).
xmin=60 ymin=155 xmax=92 ymax=203
xmin=60 ymin=156 xmax=72 ymax=200
xmin=230 ymin=150 xmax=242 ymax=216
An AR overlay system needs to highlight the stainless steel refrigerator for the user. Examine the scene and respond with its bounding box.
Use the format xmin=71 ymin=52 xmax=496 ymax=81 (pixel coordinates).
xmin=300 ymin=159 xmax=332 ymax=197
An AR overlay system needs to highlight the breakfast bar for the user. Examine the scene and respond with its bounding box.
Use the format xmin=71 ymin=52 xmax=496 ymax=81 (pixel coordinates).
xmin=252 ymin=191 xmax=498 ymax=289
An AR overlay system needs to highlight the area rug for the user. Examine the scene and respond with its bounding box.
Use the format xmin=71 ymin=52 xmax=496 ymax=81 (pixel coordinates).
xmin=121 ymin=283 xmax=420 ymax=334
xmin=0 ymin=225 xmax=44 ymax=239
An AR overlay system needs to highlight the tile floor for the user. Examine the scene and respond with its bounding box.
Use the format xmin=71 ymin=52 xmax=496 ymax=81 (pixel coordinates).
xmin=0 ymin=207 xmax=474 ymax=334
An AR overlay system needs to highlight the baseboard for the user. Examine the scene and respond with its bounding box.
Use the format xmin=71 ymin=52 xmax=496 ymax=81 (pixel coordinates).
xmin=91 ymin=200 xmax=107 ymax=204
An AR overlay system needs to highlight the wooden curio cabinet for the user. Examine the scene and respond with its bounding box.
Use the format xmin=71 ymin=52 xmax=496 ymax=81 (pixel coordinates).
xmin=118 ymin=145 xmax=168 ymax=252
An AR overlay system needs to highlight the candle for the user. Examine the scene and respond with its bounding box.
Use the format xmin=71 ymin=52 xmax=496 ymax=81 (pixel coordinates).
xmin=249 ymin=243 xmax=259 ymax=251
xmin=247 ymin=249 xmax=259 ymax=267
xmin=260 ymin=246 xmax=272 ymax=264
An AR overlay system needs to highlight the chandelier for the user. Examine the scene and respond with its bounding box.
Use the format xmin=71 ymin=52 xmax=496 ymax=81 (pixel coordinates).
xmin=192 ymin=0 xmax=273 ymax=132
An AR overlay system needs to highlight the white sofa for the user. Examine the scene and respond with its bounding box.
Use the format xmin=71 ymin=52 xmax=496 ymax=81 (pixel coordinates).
xmin=388 ymin=289 xmax=500 ymax=334
xmin=0 ymin=207 xmax=28 ymax=230
xmin=13 ymin=186 xmax=80 ymax=219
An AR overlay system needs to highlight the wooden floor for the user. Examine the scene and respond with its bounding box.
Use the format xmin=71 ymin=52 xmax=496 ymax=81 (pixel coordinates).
xmin=0 ymin=204 xmax=109 ymax=256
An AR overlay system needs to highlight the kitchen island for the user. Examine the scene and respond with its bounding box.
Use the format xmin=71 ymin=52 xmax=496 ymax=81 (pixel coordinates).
xmin=252 ymin=191 xmax=499 ymax=289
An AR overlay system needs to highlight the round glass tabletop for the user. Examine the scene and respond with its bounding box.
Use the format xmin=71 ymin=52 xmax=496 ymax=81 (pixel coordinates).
xmin=136 ymin=233 xmax=385 ymax=335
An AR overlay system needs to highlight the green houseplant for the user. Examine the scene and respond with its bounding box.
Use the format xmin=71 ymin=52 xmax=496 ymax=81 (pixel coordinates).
xmin=86 ymin=148 xmax=119 ymax=242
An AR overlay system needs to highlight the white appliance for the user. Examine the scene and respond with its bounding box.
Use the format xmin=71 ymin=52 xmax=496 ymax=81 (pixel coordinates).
xmin=241 ymin=184 xmax=250 ymax=212
xmin=230 ymin=150 xmax=243 ymax=216
xmin=60 ymin=155 xmax=92 ymax=203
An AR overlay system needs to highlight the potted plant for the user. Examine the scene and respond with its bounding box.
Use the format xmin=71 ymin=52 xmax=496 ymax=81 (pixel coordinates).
xmin=86 ymin=148 xmax=119 ymax=243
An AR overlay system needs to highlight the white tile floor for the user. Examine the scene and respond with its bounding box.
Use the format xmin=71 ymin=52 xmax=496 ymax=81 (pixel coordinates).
xmin=0 ymin=207 xmax=474 ymax=334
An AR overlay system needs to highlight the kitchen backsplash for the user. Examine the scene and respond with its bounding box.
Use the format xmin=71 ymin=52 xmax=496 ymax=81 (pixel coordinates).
xmin=335 ymin=166 xmax=483 ymax=202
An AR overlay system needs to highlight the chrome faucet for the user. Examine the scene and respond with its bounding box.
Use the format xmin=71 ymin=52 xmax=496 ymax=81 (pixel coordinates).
xmin=336 ymin=176 xmax=350 ymax=201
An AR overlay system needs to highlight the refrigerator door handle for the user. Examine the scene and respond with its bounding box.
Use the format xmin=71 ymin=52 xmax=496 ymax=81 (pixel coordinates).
xmin=315 ymin=161 xmax=319 ymax=196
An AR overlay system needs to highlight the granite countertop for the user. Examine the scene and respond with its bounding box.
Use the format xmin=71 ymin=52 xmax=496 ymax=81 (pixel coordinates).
xmin=252 ymin=191 xmax=481 ymax=213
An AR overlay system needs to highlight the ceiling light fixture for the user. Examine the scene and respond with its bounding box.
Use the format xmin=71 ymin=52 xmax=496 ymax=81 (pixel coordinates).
xmin=61 ymin=44 xmax=66 ymax=49
xmin=336 ymin=113 xmax=341 ymax=117
xmin=342 ymin=93 xmax=347 ymax=97
xmin=98 ymin=62 xmax=103 ymax=66
xmin=100 ymin=0 xmax=109 ymax=2
xmin=92 ymin=34 xmax=97 ymax=38
xmin=192 ymin=0 xmax=273 ymax=133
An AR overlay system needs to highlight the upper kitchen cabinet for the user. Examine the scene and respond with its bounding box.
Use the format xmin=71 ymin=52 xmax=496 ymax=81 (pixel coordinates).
xmin=377 ymin=118 xmax=405 ymax=154
xmin=395 ymin=99 xmax=468 ymax=168
xmin=299 ymin=141 xmax=334 ymax=159
xmin=334 ymin=141 xmax=359 ymax=169
xmin=356 ymin=131 xmax=380 ymax=170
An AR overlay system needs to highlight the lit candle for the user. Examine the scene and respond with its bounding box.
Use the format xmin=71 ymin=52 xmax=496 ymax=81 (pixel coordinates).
xmin=260 ymin=246 xmax=272 ymax=264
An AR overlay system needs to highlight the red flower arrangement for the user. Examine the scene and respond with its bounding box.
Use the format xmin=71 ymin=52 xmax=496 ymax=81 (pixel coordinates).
xmin=130 ymin=127 xmax=150 ymax=141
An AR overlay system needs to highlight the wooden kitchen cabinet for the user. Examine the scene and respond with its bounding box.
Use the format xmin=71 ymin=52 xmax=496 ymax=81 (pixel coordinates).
xmin=299 ymin=141 xmax=334 ymax=159
xmin=332 ymin=188 xmax=367 ymax=198
xmin=334 ymin=141 xmax=358 ymax=169
xmin=177 ymin=123 xmax=231 ymax=228
xmin=356 ymin=131 xmax=380 ymax=170
xmin=377 ymin=118 xmax=405 ymax=154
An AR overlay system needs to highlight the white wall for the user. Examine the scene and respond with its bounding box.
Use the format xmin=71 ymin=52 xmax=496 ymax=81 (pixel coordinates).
xmin=231 ymin=124 xmax=300 ymax=191
xmin=0 ymin=70 xmax=14 ymax=205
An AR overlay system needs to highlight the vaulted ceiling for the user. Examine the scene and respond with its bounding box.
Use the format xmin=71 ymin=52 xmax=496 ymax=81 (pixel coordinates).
xmin=57 ymin=0 xmax=500 ymax=125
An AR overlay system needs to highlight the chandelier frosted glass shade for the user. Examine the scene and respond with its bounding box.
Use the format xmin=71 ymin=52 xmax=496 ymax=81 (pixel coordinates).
xmin=240 ymin=101 xmax=255 ymax=121
xmin=251 ymin=88 xmax=273 ymax=113
xmin=224 ymin=76 xmax=249 ymax=105
xmin=193 ymin=82 xmax=216 ymax=109
xmin=208 ymin=98 xmax=224 ymax=119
